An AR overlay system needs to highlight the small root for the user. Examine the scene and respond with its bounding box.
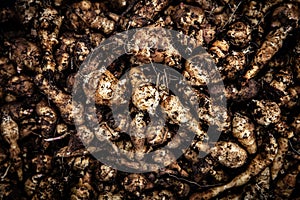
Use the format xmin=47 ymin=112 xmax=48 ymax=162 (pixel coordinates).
xmin=1 ymin=163 xmax=11 ymax=180
xmin=289 ymin=140 xmax=300 ymax=155
xmin=44 ymin=132 xmax=70 ymax=142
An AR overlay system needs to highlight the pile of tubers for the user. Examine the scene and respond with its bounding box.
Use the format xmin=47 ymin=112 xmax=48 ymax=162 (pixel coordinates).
xmin=0 ymin=0 xmax=300 ymax=199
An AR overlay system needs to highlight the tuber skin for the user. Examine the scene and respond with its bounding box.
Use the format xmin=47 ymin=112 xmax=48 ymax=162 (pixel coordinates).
xmin=66 ymin=1 xmax=116 ymax=34
xmin=6 ymin=38 xmax=41 ymax=73
xmin=122 ymin=174 xmax=153 ymax=197
xmin=24 ymin=174 xmax=44 ymax=197
xmin=0 ymin=112 xmax=23 ymax=181
xmin=34 ymin=74 xmax=80 ymax=125
xmin=227 ymin=21 xmax=251 ymax=48
xmin=170 ymin=2 xmax=216 ymax=45
xmin=31 ymin=176 xmax=64 ymax=199
xmin=232 ymin=113 xmax=257 ymax=154
xmin=243 ymin=3 xmax=299 ymax=82
xmin=36 ymin=100 xmax=57 ymax=138
xmin=244 ymin=27 xmax=292 ymax=81
xmin=274 ymin=164 xmax=300 ymax=199
xmin=271 ymin=137 xmax=289 ymax=180
xmin=71 ymin=172 xmax=96 ymax=200
xmin=252 ymin=100 xmax=281 ymax=126
xmin=210 ymin=141 xmax=247 ymax=168
xmin=243 ymin=167 xmax=271 ymax=199
xmin=190 ymin=133 xmax=278 ymax=200
xmin=121 ymin=0 xmax=170 ymax=28
xmin=7 ymin=75 xmax=35 ymax=97
xmin=37 ymin=7 xmax=63 ymax=73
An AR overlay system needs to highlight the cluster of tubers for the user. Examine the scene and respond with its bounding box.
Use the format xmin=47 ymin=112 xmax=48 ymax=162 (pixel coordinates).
xmin=0 ymin=0 xmax=300 ymax=199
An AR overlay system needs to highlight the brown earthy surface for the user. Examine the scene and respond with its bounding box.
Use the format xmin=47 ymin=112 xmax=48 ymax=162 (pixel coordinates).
xmin=0 ymin=0 xmax=300 ymax=199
